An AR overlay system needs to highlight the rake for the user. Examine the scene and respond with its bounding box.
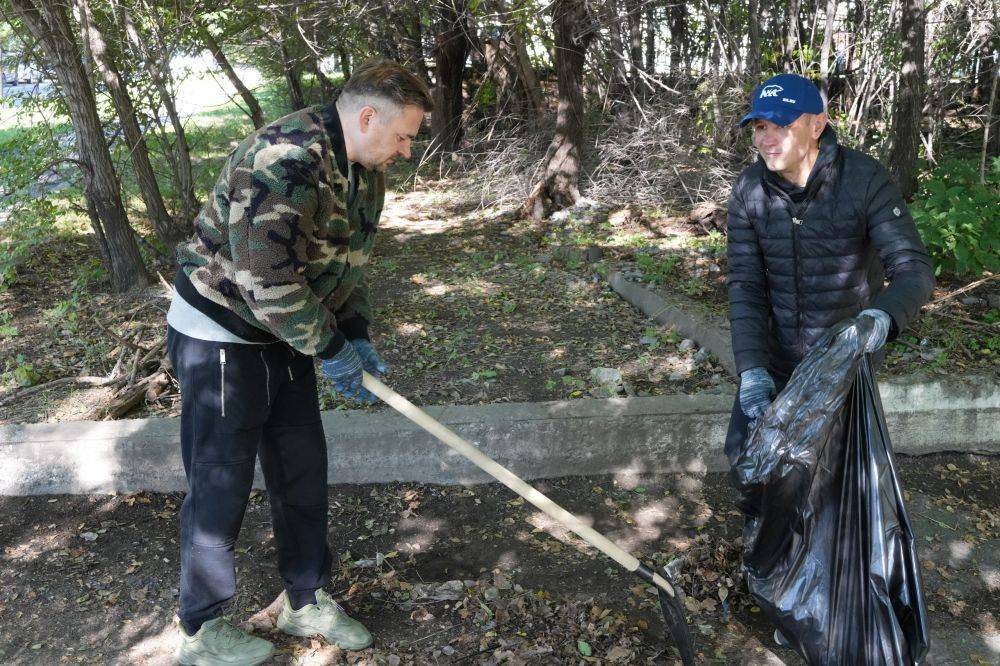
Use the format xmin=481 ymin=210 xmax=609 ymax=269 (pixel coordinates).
xmin=363 ymin=372 xmax=696 ymax=664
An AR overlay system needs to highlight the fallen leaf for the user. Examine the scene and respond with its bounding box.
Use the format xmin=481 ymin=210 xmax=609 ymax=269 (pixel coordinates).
xmin=409 ymin=606 xmax=434 ymax=622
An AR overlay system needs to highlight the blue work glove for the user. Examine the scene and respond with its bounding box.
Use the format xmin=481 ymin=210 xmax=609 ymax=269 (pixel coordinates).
xmin=739 ymin=366 xmax=776 ymax=421
xmin=858 ymin=308 xmax=891 ymax=353
xmin=320 ymin=342 xmax=378 ymax=405
xmin=350 ymin=339 xmax=389 ymax=377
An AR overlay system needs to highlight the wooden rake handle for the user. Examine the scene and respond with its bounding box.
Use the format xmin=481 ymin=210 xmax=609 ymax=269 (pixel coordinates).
xmin=362 ymin=372 xmax=677 ymax=598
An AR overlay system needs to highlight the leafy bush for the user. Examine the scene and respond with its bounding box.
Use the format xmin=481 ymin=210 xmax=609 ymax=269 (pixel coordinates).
xmin=910 ymin=158 xmax=1000 ymax=277
xmin=3 ymin=354 xmax=40 ymax=388
xmin=0 ymin=198 xmax=58 ymax=291
xmin=0 ymin=115 xmax=68 ymax=290
xmin=636 ymin=253 xmax=679 ymax=284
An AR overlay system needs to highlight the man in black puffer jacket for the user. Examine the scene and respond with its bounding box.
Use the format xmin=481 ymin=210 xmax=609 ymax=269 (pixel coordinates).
xmin=724 ymin=73 xmax=935 ymax=466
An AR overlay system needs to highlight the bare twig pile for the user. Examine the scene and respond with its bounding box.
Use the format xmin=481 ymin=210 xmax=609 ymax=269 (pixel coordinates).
xmin=0 ymin=297 xmax=173 ymax=419
xmin=420 ymin=77 xmax=755 ymax=215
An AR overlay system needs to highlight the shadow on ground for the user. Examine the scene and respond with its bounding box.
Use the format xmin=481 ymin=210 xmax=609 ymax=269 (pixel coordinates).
xmin=1 ymin=454 xmax=997 ymax=665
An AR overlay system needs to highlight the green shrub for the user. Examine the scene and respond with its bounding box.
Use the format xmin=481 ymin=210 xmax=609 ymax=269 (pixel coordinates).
xmin=636 ymin=253 xmax=679 ymax=284
xmin=910 ymin=158 xmax=1000 ymax=277
xmin=0 ymin=198 xmax=58 ymax=291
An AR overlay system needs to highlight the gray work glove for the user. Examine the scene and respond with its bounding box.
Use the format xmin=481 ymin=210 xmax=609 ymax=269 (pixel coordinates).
xmin=739 ymin=366 xmax=776 ymax=421
xmin=350 ymin=339 xmax=389 ymax=377
xmin=321 ymin=342 xmax=378 ymax=405
xmin=858 ymin=308 xmax=891 ymax=353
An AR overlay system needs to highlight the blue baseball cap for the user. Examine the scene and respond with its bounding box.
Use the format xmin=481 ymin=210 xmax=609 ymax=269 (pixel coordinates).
xmin=740 ymin=73 xmax=825 ymax=127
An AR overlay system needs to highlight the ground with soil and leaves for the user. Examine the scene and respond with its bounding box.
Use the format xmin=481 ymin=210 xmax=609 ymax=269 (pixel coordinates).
xmin=552 ymin=200 xmax=1000 ymax=382
xmin=3 ymin=180 xmax=997 ymax=425
xmin=2 ymin=72 xmax=997 ymax=423
xmin=1 ymin=453 xmax=997 ymax=665
xmin=0 ymin=183 xmax=742 ymax=425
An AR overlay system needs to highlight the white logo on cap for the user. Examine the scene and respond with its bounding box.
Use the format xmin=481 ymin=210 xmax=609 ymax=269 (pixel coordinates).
xmin=760 ymin=85 xmax=783 ymax=98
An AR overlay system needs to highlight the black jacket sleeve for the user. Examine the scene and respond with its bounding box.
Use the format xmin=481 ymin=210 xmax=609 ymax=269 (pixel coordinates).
xmin=726 ymin=178 xmax=772 ymax=374
xmin=865 ymin=164 xmax=936 ymax=338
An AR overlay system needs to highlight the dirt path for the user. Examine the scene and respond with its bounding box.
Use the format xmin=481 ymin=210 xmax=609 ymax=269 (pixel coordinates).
xmin=2 ymin=453 xmax=996 ymax=665
xmin=361 ymin=190 xmax=730 ymax=410
xmin=0 ymin=187 xmax=732 ymax=425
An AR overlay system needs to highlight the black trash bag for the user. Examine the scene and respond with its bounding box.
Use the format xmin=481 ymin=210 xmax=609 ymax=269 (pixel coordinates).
xmin=733 ymin=316 xmax=930 ymax=665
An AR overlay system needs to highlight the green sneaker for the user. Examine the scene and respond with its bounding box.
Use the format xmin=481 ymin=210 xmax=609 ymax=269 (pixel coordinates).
xmin=276 ymin=589 xmax=373 ymax=650
xmin=175 ymin=617 xmax=274 ymax=666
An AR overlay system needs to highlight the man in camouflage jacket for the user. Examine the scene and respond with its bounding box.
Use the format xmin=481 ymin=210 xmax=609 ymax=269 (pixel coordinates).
xmin=166 ymin=60 xmax=433 ymax=665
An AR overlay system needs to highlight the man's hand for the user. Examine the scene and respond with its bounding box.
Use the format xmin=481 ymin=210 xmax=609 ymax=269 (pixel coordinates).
xmin=859 ymin=309 xmax=891 ymax=353
xmin=739 ymin=367 xmax=775 ymax=420
xmin=350 ymin=339 xmax=389 ymax=377
xmin=321 ymin=343 xmax=378 ymax=405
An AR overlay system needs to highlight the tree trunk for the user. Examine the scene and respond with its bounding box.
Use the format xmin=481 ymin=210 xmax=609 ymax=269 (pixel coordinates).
xmin=337 ymin=48 xmax=351 ymax=79
xmin=981 ymin=46 xmax=999 ymax=184
xmin=747 ymin=0 xmax=761 ymax=79
xmin=123 ymin=4 xmax=199 ymax=225
xmin=520 ymin=0 xmax=595 ymax=220
xmin=626 ymin=0 xmax=643 ymax=84
xmin=784 ymin=0 xmax=802 ymax=73
xmin=606 ymin=2 xmax=628 ymax=93
xmin=276 ymin=18 xmax=307 ymax=111
xmin=707 ymin=0 xmax=726 ymax=147
xmin=820 ymin=0 xmax=838 ymax=94
xmin=644 ymin=4 xmax=656 ymax=73
xmin=484 ymin=35 xmax=519 ymax=117
xmin=973 ymin=41 xmax=993 ymax=103
xmin=483 ymin=30 xmax=542 ymax=121
xmin=840 ymin=0 xmax=864 ymax=114
xmin=402 ymin=3 xmax=430 ymax=83
xmin=430 ymin=0 xmax=470 ymax=152
xmin=280 ymin=40 xmax=307 ymax=110
xmin=889 ymin=0 xmax=925 ymax=200
xmin=513 ymin=34 xmax=543 ymax=117
xmin=483 ymin=37 xmax=514 ymax=112
xmin=74 ymin=0 xmax=183 ymax=248
xmin=196 ymin=20 xmax=265 ymax=128
xmin=310 ymin=53 xmax=336 ymax=102
xmin=10 ymin=0 xmax=149 ymax=291
xmin=668 ymin=2 xmax=688 ymax=78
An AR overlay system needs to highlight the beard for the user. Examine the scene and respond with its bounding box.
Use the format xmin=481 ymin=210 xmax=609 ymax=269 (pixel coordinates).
xmin=357 ymin=151 xmax=395 ymax=172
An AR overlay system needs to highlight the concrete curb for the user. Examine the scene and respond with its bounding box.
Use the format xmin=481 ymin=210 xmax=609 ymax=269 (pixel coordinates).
xmin=1 ymin=374 xmax=997 ymax=495
xmin=606 ymin=270 xmax=737 ymax=376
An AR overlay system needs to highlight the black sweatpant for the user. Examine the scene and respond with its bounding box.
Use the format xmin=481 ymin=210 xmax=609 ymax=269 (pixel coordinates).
xmin=167 ymin=327 xmax=332 ymax=634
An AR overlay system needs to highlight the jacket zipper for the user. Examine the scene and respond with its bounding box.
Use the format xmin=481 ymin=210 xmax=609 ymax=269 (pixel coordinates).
xmin=219 ymin=348 xmax=227 ymax=417
xmin=791 ymin=213 xmax=804 ymax=355
xmin=286 ymin=347 xmax=294 ymax=381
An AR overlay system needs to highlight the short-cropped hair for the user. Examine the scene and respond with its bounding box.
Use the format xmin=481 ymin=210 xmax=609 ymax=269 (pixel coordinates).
xmin=339 ymin=59 xmax=434 ymax=113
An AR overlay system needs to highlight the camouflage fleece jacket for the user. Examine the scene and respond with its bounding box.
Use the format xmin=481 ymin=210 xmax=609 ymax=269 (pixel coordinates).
xmin=174 ymin=104 xmax=383 ymax=359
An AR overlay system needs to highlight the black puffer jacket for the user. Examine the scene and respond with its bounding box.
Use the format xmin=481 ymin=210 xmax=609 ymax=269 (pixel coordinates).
xmin=726 ymin=127 xmax=935 ymax=377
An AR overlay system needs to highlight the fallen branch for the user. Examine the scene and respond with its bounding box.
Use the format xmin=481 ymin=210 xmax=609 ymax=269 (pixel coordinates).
xmin=94 ymin=317 xmax=152 ymax=353
xmin=934 ymin=311 xmax=1000 ymax=332
xmin=923 ymin=273 xmax=999 ymax=312
xmin=893 ymin=338 xmax=922 ymax=352
xmin=90 ymin=368 xmax=168 ymax=420
xmin=139 ymin=338 xmax=167 ymax=369
xmin=128 ymin=337 xmax=144 ymax=385
xmin=101 ymin=383 xmax=150 ymax=420
xmin=0 ymin=375 xmax=124 ymax=409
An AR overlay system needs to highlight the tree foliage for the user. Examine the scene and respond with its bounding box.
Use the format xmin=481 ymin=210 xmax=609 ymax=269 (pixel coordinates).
xmin=1 ymin=0 xmax=998 ymax=286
